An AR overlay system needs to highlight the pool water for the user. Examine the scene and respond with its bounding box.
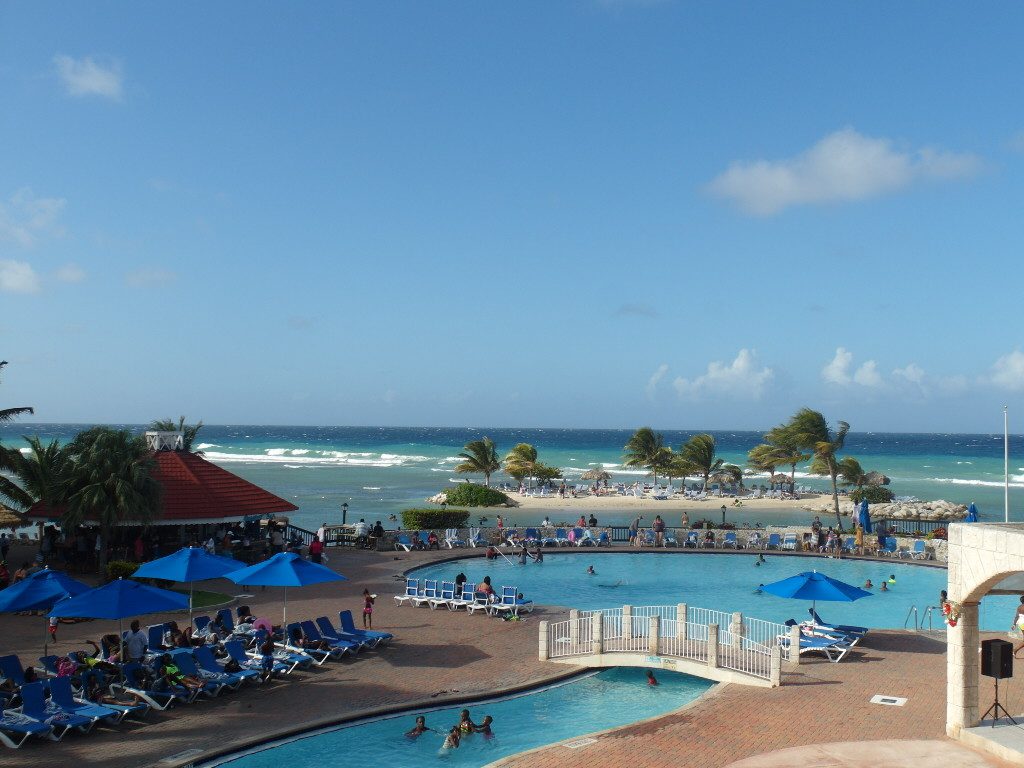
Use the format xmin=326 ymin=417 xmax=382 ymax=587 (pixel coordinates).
xmin=412 ymin=552 xmax=1016 ymax=631
xmin=214 ymin=668 xmax=712 ymax=768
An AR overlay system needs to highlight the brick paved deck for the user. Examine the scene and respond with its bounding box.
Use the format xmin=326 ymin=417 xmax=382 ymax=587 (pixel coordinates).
xmin=0 ymin=543 xmax=1009 ymax=768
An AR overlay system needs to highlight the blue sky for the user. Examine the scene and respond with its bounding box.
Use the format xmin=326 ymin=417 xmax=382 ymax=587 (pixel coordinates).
xmin=1 ymin=2 xmax=1023 ymax=432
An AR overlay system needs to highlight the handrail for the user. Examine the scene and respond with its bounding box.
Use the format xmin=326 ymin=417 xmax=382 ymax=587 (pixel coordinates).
xmin=920 ymin=605 xmax=935 ymax=631
xmin=904 ymin=605 xmax=919 ymax=630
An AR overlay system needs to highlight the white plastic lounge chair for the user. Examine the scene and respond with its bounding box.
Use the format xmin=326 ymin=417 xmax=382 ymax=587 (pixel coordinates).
xmin=394 ymin=534 xmax=413 ymax=552
xmin=411 ymin=579 xmax=438 ymax=608
xmin=428 ymin=581 xmax=457 ymax=610
xmin=465 ymin=588 xmax=494 ymax=615
xmin=448 ymin=583 xmax=475 ymax=610
xmin=808 ymin=609 xmax=868 ymax=638
xmin=445 ymin=529 xmax=467 ymax=548
xmin=576 ymin=529 xmax=596 ymax=547
xmin=781 ymin=533 xmax=798 ymax=551
xmin=395 ymin=578 xmax=420 ymax=606
xmin=777 ymin=633 xmax=852 ymax=662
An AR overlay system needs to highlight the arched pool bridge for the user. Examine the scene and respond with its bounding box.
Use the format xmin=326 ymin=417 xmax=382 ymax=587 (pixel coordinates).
xmin=539 ymin=605 xmax=804 ymax=688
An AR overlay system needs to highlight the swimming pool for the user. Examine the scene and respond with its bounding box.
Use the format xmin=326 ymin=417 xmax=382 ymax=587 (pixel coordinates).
xmin=210 ymin=667 xmax=712 ymax=768
xmin=411 ymin=552 xmax=1016 ymax=631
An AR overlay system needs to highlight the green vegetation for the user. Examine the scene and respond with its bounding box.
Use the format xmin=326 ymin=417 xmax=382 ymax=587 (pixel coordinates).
xmin=623 ymin=427 xmax=671 ymax=484
xmin=401 ymin=508 xmax=471 ymax=529
xmin=850 ymin=486 xmax=895 ymax=504
xmin=172 ymin=587 xmax=233 ymax=608
xmin=503 ymin=443 xmax=538 ymax=483
xmin=106 ymin=560 xmax=140 ymax=580
xmin=455 ymin=437 xmax=501 ymax=486
xmin=442 ymin=483 xmax=512 ymax=507
xmin=150 ymin=416 xmax=204 ymax=452
xmin=679 ymin=433 xmax=740 ymax=491
xmin=785 ymin=408 xmax=850 ymax=530
xmin=1 ymin=435 xmax=69 ymax=511
xmin=0 ymin=361 xmax=35 ymax=509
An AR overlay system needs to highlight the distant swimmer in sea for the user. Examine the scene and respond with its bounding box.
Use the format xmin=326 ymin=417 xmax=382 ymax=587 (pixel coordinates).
xmin=587 ymin=565 xmax=595 ymax=575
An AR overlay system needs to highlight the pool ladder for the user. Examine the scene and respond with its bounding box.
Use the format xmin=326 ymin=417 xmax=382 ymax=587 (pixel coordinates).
xmin=904 ymin=605 xmax=937 ymax=631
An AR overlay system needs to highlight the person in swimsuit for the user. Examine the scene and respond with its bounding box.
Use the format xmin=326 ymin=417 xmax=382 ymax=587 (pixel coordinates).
xmin=158 ymin=654 xmax=204 ymax=693
xmin=531 ymin=546 xmax=543 ymax=563
xmin=458 ymin=709 xmax=477 ymax=734
xmin=475 ymin=715 xmax=494 ymax=738
xmin=441 ymin=726 xmax=461 ymax=750
xmin=879 ymin=581 xmax=888 ymax=592
xmin=406 ymin=715 xmax=431 ymax=738
xmin=864 ymin=579 xmax=874 ymax=589
xmin=587 ymin=565 xmax=595 ymax=575
xmin=1012 ymin=596 xmax=1024 ymax=658
xmin=363 ymin=589 xmax=375 ymax=628
xmin=646 ymin=669 xmax=658 ymax=686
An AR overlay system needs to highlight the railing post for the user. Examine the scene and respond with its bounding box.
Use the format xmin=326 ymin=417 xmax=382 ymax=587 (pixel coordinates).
xmin=622 ymin=605 xmax=633 ymax=640
xmin=677 ymin=603 xmax=687 ymax=640
xmin=539 ymin=620 xmax=549 ymax=661
xmin=770 ymin=644 xmax=782 ymax=686
xmin=787 ymin=623 xmax=802 ymax=668
xmin=708 ymin=624 xmax=719 ymax=669
xmin=569 ymin=609 xmax=579 ymax=646
xmin=648 ymin=615 xmax=660 ymax=655
xmin=592 ymin=612 xmax=604 ymax=655
xmin=730 ymin=611 xmax=744 ymax=649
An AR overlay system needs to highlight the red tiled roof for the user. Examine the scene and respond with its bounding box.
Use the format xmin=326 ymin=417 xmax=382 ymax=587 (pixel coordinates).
xmin=27 ymin=450 xmax=298 ymax=524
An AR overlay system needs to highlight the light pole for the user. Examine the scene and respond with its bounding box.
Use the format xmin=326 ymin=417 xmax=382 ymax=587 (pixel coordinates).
xmin=342 ymin=502 xmax=349 ymax=526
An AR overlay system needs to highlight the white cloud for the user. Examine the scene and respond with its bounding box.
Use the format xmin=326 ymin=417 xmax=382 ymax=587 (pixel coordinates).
xmin=673 ymin=349 xmax=772 ymax=400
xmin=990 ymin=351 xmax=1024 ymax=392
xmin=892 ymin=363 xmax=925 ymax=385
xmin=706 ymin=128 xmax=981 ymax=216
xmin=125 ymin=268 xmax=177 ymax=287
xmin=822 ymin=347 xmax=853 ymax=385
xmin=53 ymin=54 xmax=123 ymax=100
xmin=0 ymin=188 xmax=66 ymax=247
xmin=645 ymin=363 xmax=668 ymax=400
xmin=0 ymin=260 xmax=41 ymax=294
xmin=853 ymin=360 xmax=883 ymax=387
xmin=55 ymin=264 xmax=86 ymax=283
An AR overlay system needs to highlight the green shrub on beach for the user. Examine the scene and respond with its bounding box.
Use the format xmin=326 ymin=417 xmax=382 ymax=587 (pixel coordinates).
xmin=442 ymin=484 xmax=512 ymax=508
xmin=107 ymin=560 xmax=139 ymax=581
xmin=849 ymin=486 xmax=894 ymax=504
xmin=401 ymin=509 xmax=470 ymax=530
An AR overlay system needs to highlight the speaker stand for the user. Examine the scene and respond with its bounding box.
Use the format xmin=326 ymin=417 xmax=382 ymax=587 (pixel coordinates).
xmin=981 ymin=678 xmax=1018 ymax=727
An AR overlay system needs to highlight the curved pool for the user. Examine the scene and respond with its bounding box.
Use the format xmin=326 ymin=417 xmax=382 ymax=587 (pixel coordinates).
xmin=209 ymin=668 xmax=712 ymax=768
xmin=411 ymin=552 xmax=1015 ymax=631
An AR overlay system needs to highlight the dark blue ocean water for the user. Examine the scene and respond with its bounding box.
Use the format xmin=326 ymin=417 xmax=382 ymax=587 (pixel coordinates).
xmin=2 ymin=425 xmax=1021 ymax=530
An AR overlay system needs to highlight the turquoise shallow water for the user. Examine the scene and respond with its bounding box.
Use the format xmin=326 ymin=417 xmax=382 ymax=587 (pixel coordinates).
xmin=213 ymin=667 xmax=712 ymax=768
xmin=412 ymin=552 xmax=1015 ymax=631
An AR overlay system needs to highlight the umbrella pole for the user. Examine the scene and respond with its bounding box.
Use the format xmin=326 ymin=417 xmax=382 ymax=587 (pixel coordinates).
xmin=282 ymin=587 xmax=288 ymax=639
xmin=189 ymin=582 xmax=194 ymax=626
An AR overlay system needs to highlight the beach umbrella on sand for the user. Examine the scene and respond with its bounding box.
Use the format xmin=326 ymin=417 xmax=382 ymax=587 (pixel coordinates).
xmin=581 ymin=468 xmax=612 ymax=482
xmin=965 ymin=503 xmax=979 ymax=523
xmin=760 ymin=570 xmax=871 ymax=616
xmin=49 ymin=578 xmax=190 ymax=664
xmin=0 ymin=567 xmax=91 ymax=655
xmin=223 ymin=552 xmax=346 ymax=631
xmin=858 ymin=499 xmax=872 ymax=534
xmin=134 ymin=547 xmax=244 ymax=622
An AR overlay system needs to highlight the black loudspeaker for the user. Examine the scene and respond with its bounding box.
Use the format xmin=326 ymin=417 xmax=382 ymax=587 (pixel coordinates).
xmin=982 ymin=639 xmax=1014 ymax=679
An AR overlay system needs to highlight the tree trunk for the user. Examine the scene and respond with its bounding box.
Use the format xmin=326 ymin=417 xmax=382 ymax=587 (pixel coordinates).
xmin=830 ymin=468 xmax=842 ymax=531
xmin=702 ymin=472 xmax=709 ymax=492
xmin=98 ymin=523 xmax=109 ymax=576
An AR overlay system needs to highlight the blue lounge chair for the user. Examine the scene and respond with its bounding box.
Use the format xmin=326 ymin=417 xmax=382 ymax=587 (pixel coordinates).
xmin=597 ymin=531 xmax=611 ymax=547
xmin=194 ymin=645 xmax=257 ymax=687
xmin=878 ymin=537 xmax=898 ymax=556
xmin=300 ymin=620 xmax=359 ymax=655
xmin=428 ymin=581 xmax=457 ymax=611
xmin=523 ymin=528 xmax=539 ymax=545
xmin=574 ymin=528 xmax=595 ymax=546
xmin=765 ymin=533 xmax=781 ymax=550
xmin=114 ymin=662 xmax=192 ymax=709
xmin=777 ymin=633 xmax=853 ymax=662
xmin=684 ymin=531 xmax=699 ymax=548
xmin=551 ymin=528 xmax=568 ymax=547
xmin=841 ymin=536 xmax=856 ymax=554
xmin=782 ymin=533 xmax=798 ymax=550
xmin=908 ymin=540 xmax=932 ymax=560
xmin=448 ymin=583 xmax=475 ymax=611
xmin=491 ymin=586 xmax=533 ymax=617
xmin=411 ymin=579 xmax=438 ymax=608
xmin=148 ymin=623 xmax=169 ymax=651
xmin=223 ymin=640 xmax=287 ymax=677
xmin=465 ymin=589 xmax=493 ymax=616
xmin=20 ymin=681 xmax=93 ymax=738
xmin=444 ymin=529 xmax=466 ymax=548
xmin=722 ymin=532 xmax=739 ymax=549
xmin=808 ymin=609 xmax=869 ymax=638
xmin=0 ymin=655 xmax=32 ymax=690
xmin=193 ymin=615 xmax=211 ymax=635
xmin=252 ymin=630 xmax=314 ymax=673
xmin=663 ymin=529 xmax=679 ymax=548
xmin=0 ymin=709 xmax=54 ymax=748
xmin=339 ymin=610 xmax=394 ymax=644
xmin=48 ymin=677 xmax=124 ymax=726
xmin=285 ymin=624 xmax=340 ymax=665
xmin=169 ymin=650 xmax=225 ymax=696
xmin=637 ymin=529 xmax=655 ymax=547
xmin=785 ymin=618 xmax=860 ymax=648
xmin=394 ymin=578 xmax=420 ymax=606
xmin=394 ymin=533 xmax=414 ymax=551
xmin=314 ymin=617 xmax=377 ymax=650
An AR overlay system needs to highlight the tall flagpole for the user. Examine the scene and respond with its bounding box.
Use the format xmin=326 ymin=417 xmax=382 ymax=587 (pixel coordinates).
xmin=1006 ymin=405 xmax=1010 ymax=524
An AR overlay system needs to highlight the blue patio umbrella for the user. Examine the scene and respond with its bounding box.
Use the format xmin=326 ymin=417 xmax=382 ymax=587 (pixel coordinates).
xmin=0 ymin=567 xmax=91 ymax=655
xmin=134 ymin=547 xmax=243 ymax=621
xmin=224 ymin=552 xmax=346 ymax=629
xmin=49 ymin=578 xmax=190 ymax=664
xmin=858 ymin=499 xmax=872 ymax=534
xmin=965 ymin=502 xmax=979 ymax=523
xmin=760 ymin=570 xmax=872 ymax=615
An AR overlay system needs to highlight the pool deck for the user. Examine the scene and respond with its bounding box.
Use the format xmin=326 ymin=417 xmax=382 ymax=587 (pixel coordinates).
xmin=0 ymin=545 xmax=1014 ymax=768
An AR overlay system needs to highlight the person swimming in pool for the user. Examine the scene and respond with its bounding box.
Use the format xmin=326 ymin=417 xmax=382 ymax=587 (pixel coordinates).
xmin=587 ymin=565 xmax=595 ymax=575
xmin=458 ymin=709 xmax=477 ymax=734
xmin=441 ymin=725 xmax=461 ymax=750
xmin=888 ymin=574 xmax=896 ymax=584
xmin=646 ymin=670 xmax=658 ymax=686
xmin=406 ymin=715 xmax=431 ymax=738
xmin=864 ymin=579 xmax=874 ymax=589
xmin=474 ymin=715 xmax=494 ymax=738
xmin=754 ymin=584 xmax=764 ymax=594
xmin=879 ymin=581 xmax=888 ymax=592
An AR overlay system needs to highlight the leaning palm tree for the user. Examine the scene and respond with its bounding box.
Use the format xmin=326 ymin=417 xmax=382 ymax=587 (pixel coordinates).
xmin=1 ymin=436 xmax=69 ymax=511
xmin=0 ymin=360 xmax=35 ymax=508
xmin=786 ymin=408 xmax=850 ymax=529
xmin=61 ymin=427 xmax=161 ymax=572
xmin=837 ymin=456 xmax=868 ymax=490
xmin=623 ymin=427 xmax=671 ymax=484
xmin=150 ymin=416 xmax=204 ymax=452
xmin=747 ymin=443 xmax=782 ymax=482
xmin=503 ymin=443 xmax=538 ymax=486
xmin=455 ymin=437 xmax=501 ymax=486
xmin=678 ymin=433 xmax=724 ymax=491
xmin=765 ymin=424 xmax=811 ymax=488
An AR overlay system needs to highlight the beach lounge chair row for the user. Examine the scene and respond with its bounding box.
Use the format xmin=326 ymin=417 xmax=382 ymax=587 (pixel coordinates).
xmin=395 ymin=579 xmax=533 ymax=617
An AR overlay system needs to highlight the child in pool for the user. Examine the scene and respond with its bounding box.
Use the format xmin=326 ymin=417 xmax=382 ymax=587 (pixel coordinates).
xmin=880 ymin=581 xmax=888 ymax=592
xmin=587 ymin=565 xmax=595 ymax=575
xmin=475 ymin=715 xmax=494 ymax=738
xmin=406 ymin=715 xmax=430 ymax=738
xmin=458 ymin=708 xmax=477 ymax=734
xmin=441 ymin=726 xmax=461 ymax=750
xmin=646 ymin=670 xmax=658 ymax=686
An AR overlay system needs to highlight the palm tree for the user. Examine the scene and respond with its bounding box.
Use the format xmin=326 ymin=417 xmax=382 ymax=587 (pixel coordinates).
xmin=0 ymin=361 xmax=35 ymax=508
xmin=455 ymin=437 xmax=501 ymax=486
xmin=150 ymin=416 xmax=204 ymax=452
xmin=664 ymin=451 xmax=692 ymax=490
xmin=786 ymin=408 xmax=850 ymax=529
xmin=1 ymin=436 xmax=69 ymax=511
xmin=61 ymin=427 xmax=161 ymax=572
xmin=503 ymin=443 xmax=538 ymax=486
xmin=747 ymin=443 xmax=782 ymax=482
xmin=0 ymin=361 xmax=33 ymax=426
xmin=679 ymin=433 xmax=724 ymax=491
xmin=764 ymin=424 xmax=811 ymax=488
xmin=837 ymin=456 xmax=868 ymax=489
xmin=623 ymin=427 xmax=671 ymax=484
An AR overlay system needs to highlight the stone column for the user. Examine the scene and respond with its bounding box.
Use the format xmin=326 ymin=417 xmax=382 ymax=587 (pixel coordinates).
xmin=708 ymin=624 xmax=719 ymax=669
xmin=770 ymin=645 xmax=782 ymax=687
xmin=730 ymin=611 xmax=744 ymax=649
xmin=538 ymin=620 xmax=549 ymax=661
xmin=947 ymin=601 xmax=980 ymax=736
xmin=623 ymin=605 xmax=633 ymax=640
xmin=569 ymin=609 xmax=579 ymax=646
xmin=787 ymin=623 xmax=802 ymax=668
xmin=677 ymin=603 xmax=688 ymax=639
xmin=648 ymin=615 xmax=660 ymax=655
xmin=592 ymin=612 xmax=604 ymax=655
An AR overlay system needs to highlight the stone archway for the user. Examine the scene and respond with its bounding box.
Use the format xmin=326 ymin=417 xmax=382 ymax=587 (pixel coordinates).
xmin=946 ymin=522 xmax=1024 ymax=736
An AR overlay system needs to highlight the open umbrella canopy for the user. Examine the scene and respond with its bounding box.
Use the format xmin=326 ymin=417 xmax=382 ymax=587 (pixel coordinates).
xmin=965 ymin=503 xmax=979 ymax=523
xmin=0 ymin=568 xmax=90 ymax=613
xmin=0 ymin=504 xmax=25 ymax=529
xmin=858 ymin=499 xmax=872 ymax=534
xmin=761 ymin=571 xmax=872 ymax=604
xmin=134 ymin=546 xmax=243 ymax=582
xmin=48 ymin=578 xmax=189 ymax=620
xmin=581 ymin=468 xmax=612 ymax=482
xmin=224 ymin=551 xmax=345 ymax=587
